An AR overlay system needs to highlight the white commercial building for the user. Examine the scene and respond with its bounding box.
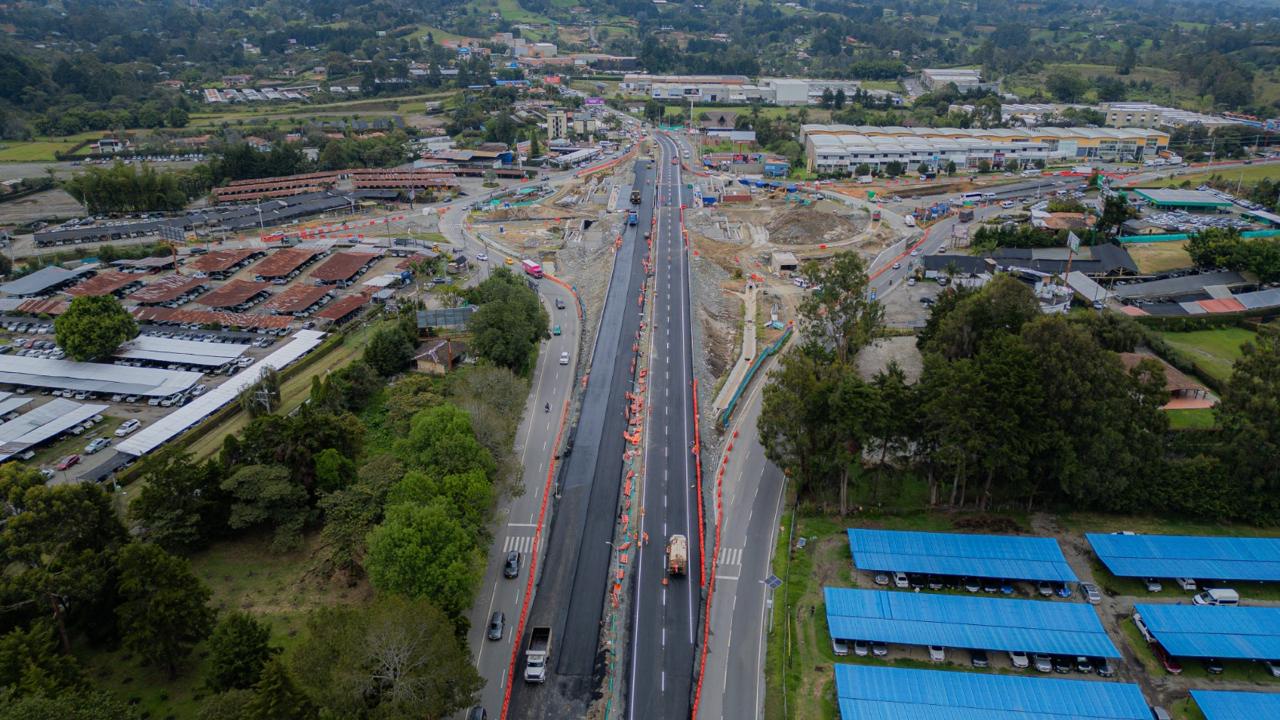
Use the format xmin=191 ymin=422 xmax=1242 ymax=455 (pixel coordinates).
xmin=1102 ymin=102 xmax=1236 ymax=129
xmin=622 ymin=74 xmax=875 ymax=106
xmin=801 ymin=125 xmax=1170 ymax=173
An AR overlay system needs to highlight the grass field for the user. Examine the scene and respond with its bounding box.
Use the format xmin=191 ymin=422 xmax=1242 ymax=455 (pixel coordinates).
xmin=1156 ymin=163 xmax=1280 ymax=189
xmin=0 ymin=131 xmax=103 ymax=162
xmin=79 ymin=532 xmax=369 ymax=720
xmin=1167 ymin=407 xmax=1216 ymax=430
xmin=1157 ymin=327 xmax=1257 ymax=384
xmin=182 ymin=321 xmax=378 ymax=462
xmin=1125 ymin=240 xmax=1192 ymax=273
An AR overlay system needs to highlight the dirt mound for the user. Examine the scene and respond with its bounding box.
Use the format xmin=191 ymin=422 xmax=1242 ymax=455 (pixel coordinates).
xmin=765 ymin=206 xmax=861 ymax=246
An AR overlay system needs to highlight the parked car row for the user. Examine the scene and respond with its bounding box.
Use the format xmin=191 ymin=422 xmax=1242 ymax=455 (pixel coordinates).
xmin=835 ymin=636 xmax=1117 ymax=678
xmin=872 ymin=571 xmax=1087 ymax=600
xmin=3 ymin=322 xmax=54 ymax=334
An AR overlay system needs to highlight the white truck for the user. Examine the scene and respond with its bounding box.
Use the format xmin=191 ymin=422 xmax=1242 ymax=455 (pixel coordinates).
xmin=524 ymin=626 xmax=552 ymax=683
xmin=667 ymin=534 xmax=688 ymax=576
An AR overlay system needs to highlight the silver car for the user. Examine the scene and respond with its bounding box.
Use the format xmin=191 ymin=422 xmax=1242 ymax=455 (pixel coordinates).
xmin=1081 ymin=583 xmax=1102 ymax=604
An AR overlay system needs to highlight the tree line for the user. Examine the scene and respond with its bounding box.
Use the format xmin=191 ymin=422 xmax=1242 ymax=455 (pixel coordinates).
xmin=1188 ymin=227 xmax=1280 ymax=283
xmin=758 ymin=253 xmax=1280 ymax=524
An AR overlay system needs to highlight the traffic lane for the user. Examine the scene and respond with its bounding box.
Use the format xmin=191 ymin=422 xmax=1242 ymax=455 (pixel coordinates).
xmin=467 ymin=285 xmax=581 ymax=712
xmin=703 ymin=370 xmax=785 ymax=720
xmin=629 ymin=137 xmax=698 ymax=720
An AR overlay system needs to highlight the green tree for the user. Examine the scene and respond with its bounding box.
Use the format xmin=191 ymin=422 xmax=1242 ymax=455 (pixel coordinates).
xmin=115 ymin=542 xmax=215 ymax=680
xmin=796 ymin=252 xmax=882 ymax=365
xmin=53 ymin=295 xmax=137 ymax=361
xmin=291 ymin=596 xmax=481 ymax=719
xmin=127 ymin=449 xmax=228 ymax=553
xmin=314 ymin=447 xmax=357 ymax=494
xmin=220 ymin=464 xmax=310 ymax=552
xmin=1046 ymin=70 xmax=1088 ymax=102
xmin=945 ymin=160 xmax=957 ymax=176
xmin=206 ymin=612 xmax=279 ymax=692
xmin=245 ymin=658 xmax=317 ymax=720
xmin=365 ymin=500 xmax=482 ymax=618
xmin=0 ymin=691 xmax=133 ymax=720
xmin=923 ymin=275 xmax=1040 ymax=360
xmin=398 ymin=403 xmax=497 ymax=480
xmin=238 ymin=367 xmax=281 ymax=417
xmin=758 ymin=351 xmax=845 ymax=500
xmin=977 ymin=159 xmax=992 ymax=173
xmin=0 ymin=465 xmax=126 ymax=654
xmin=166 ymin=106 xmax=189 ymax=128
xmin=1216 ymin=334 xmax=1280 ymax=516
xmin=465 ymin=269 xmax=548 ymax=374
xmin=364 ymin=325 xmax=415 ymax=377
xmin=917 ymin=162 xmax=930 ymax=176
xmin=315 ymin=454 xmax=404 ymax=580
xmin=196 ymin=690 xmax=254 ymax=720
xmin=1097 ymin=194 xmax=1133 ymax=237
xmin=0 ymin=621 xmax=84 ymax=698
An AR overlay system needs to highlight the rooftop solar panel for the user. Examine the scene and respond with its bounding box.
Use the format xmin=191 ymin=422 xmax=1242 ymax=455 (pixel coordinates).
xmin=849 ymin=529 xmax=1077 ymax=583
xmin=834 ymin=664 xmax=1151 ymax=720
xmin=1191 ymin=690 xmax=1280 ymax=720
xmin=1135 ymin=604 xmax=1280 ymax=660
xmin=825 ymin=588 xmax=1118 ymax=657
xmin=1087 ymin=533 xmax=1280 ymax=582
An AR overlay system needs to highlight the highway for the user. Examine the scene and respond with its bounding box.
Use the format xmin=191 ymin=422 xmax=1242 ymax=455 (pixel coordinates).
xmin=626 ymin=134 xmax=701 ymax=720
xmin=505 ymin=153 xmax=653 ymax=718
xmin=463 ymin=271 xmax=581 ymax=715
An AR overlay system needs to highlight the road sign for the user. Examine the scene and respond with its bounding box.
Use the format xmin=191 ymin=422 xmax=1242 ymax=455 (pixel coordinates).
xmin=1067 ymin=231 xmax=1081 ymax=253
xmin=764 ymin=574 xmax=783 ymax=589
xmin=159 ymin=224 xmax=185 ymax=244
xmin=869 ymin=288 xmax=877 ymax=301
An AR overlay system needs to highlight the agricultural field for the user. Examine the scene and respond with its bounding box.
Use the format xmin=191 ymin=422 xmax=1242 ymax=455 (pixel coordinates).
xmin=0 ymin=131 xmax=105 ymax=162
xmin=1157 ymin=327 xmax=1257 ymax=384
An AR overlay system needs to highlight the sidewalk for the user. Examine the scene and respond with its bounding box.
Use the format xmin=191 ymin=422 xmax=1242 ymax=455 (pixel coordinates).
xmin=710 ymin=285 xmax=757 ymax=418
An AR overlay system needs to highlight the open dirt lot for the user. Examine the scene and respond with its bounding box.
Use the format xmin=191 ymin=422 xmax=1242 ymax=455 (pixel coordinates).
xmin=0 ymin=188 xmax=85 ymax=226
xmin=1126 ymin=241 xmax=1193 ymax=274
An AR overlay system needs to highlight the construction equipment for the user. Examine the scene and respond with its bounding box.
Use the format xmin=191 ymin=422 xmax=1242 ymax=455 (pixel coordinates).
xmin=667 ymin=534 xmax=688 ymax=576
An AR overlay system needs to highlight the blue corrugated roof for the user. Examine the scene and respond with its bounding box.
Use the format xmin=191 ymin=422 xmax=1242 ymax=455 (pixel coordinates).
xmin=1135 ymin=604 xmax=1280 ymax=660
xmin=848 ymin=529 xmax=1077 ymax=582
xmin=825 ymin=588 xmax=1119 ymax=657
xmin=1087 ymin=533 xmax=1280 ymax=582
xmin=1192 ymin=690 xmax=1280 ymax=719
xmin=834 ymin=664 xmax=1151 ymax=720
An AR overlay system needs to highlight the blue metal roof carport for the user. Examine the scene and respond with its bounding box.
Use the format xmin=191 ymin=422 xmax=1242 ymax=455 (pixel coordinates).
xmin=834 ymin=664 xmax=1151 ymax=720
xmin=825 ymin=588 xmax=1119 ymax=657
xmin=848 ymin=529 xmax=1077 ymax=583
xmin=1191 ymin=690 xmax=1280 ymax=720
xmin=1087 ymin=533 xmax=1280 ymax=582
xmin=1134 ymin=604 xmax=1280 ymax=660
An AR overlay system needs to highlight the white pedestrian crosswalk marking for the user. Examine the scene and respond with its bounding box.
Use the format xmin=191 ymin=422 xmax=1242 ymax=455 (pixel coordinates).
xmin=718 ymin=547 xmax=742 ymax=567
xmin=503 ymin=535 xmax=534 ymax=554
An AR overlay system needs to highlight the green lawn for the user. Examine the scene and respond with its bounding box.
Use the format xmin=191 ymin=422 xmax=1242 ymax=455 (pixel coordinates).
xmin=0 ymin=131 xmax=102 ymax=162
xmin=79 ymin=532 xmax=369 ymax=720
xmin=1157 ymin=327 xmax=1257 ymax=384
xmin=1156 ymin=163 xmax=1280 ymax=188
xmin=1167 ymin=408 xmax=1216 ymax=430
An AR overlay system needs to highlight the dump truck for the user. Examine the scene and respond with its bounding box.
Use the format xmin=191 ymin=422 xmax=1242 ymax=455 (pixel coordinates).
xmin=524 ymin=626 xmax=552 ymax=683
xmin=667 ymin=534 xmax=688 ymax=576
xmin=630 ymin=189 xmax=642 ymax=205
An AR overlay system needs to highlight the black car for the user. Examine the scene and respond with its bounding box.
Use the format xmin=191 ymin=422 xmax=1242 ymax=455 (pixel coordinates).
xmin=1204 ymin=658 xmax=1225 ymax=675
xmin=504 ymin=551 xmax=521 ymax=579
xmin=1095 ymin=657 xmax=1115 ymax=678
xmin=969 ymin=650 xmax=989 ymax=668
xmin=1052 ymin=656 xmax=1073 ymax=674
xmin=487 ymin=611 xmax=505 ymax=641
xmin=467 ymin=707 xmax=487 ymax=720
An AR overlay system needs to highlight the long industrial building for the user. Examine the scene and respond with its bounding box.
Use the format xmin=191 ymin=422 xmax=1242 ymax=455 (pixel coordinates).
xmin=801 ymin=125 xmax=1170 ymax=172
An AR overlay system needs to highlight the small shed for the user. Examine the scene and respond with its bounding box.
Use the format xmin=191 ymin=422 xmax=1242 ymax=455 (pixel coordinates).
xmin=415 ymin=338 xmax=466 ymax=375
xmin=770 ymin=251 xmax=799 ymax=274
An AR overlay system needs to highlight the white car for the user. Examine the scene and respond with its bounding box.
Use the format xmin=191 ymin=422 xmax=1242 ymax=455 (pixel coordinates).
xmin=1009 ymin=651 xmax=1029 ymax=669
xmin=1000 ymin=200 xmax=1015 ymax=209
xmin=559 ymin=351 xmax=570 ymax=366
xmin=928 ymin=646 xmax=945 ymax=663
xmin=892 ymin=572 xmax=909 ymax=588
xmin=115 ymin=419 xmax=142 ymax=437
xmin=476 ymin=251 xmax=489 ymax=262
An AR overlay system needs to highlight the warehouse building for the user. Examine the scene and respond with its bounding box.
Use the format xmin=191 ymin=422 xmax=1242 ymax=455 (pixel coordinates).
xmin=834 ymin=665 xmax=1151 ymax=720
xmin=1132 ymin=188 xmax=1234 ymax=211
xmin=802 ymin=125 xmax=1170 ymax=172
xmin=1102 ymin=102 xmax=1236 ymax=129
xmin=825 ymin=588 xmax=1118 ymax=658
xmin=920 ymin=68 xmax=998 ymax=94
